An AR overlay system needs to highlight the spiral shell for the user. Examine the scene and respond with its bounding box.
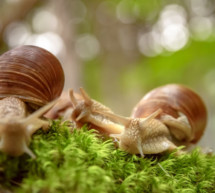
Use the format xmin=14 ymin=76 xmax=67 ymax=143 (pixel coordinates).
xmin=131 ymin=84 xmax=207 ymax=143
xmin=0 ymin=45 xmax=64 ymax=107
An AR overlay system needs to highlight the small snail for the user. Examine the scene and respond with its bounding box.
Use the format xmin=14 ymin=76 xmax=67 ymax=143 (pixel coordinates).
xmin=66 ymin=88 xmax=123 ymax=134
xmin=45 ymin=88 xmax=124 ymax=134
xmin=106 ymin=84 xmax=207 ymax=156
xmin=0 ymin=45 xmax=64 ymax=158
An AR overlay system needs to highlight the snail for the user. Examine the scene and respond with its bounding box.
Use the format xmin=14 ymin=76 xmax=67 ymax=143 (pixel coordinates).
xmin=65 ymin=88 xmax=123 ymax=134
xmin=105 ymin=84 xmax=207 ymax=156
xmin=45 ymin=88 xmax=124 ymax=134
xmin=0 ymin=45 xmax=64 ymax=158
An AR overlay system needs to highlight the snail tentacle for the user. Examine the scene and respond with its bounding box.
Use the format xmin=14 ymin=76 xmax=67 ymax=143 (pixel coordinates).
xmin=23 ymin=143 xmax=36 ymax=159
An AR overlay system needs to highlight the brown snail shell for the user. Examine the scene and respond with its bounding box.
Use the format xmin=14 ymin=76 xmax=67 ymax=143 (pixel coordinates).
xmin=131 ymin=84 xmax=207 ymax=144
xmin=0 ymin=45 xmax=64 ymax=107
xmin=0 ymin=45 xmax=64 ymax=157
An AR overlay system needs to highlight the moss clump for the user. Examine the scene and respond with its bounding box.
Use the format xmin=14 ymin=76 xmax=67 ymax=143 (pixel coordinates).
xmin=1 ymin=120 xmax=215 ymax=193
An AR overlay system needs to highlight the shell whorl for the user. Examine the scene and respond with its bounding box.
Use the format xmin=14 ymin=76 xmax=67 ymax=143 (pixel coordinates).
xmin=131 ymin=84 xmax=207 ymax=143
xmin=0 ymin=45 xmax=64 ymax=107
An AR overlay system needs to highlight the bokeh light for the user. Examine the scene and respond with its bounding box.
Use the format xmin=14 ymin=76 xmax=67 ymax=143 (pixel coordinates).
xmin=138 ymin=4 xmax=189 ymax=56
xmin=4 ymin=22 xmax=31 ymax=47
xmin=32 ymin=9 xmax=59 ymax=33
xmin=189 ymin=16 xmax=214 ymax=40
xmin=25 ymin=32 xmax=64 ymax=56
xmin=190 ymin=0 xmax=215 ymax=16
xmin=75 ymin=34 xmax=100 ymax=60
xmin=116 ymin=0 xmax=136 ymax=24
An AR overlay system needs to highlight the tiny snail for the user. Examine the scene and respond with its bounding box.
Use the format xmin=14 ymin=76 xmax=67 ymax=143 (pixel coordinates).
xmin=0 ymin=45 xmax=64 ymax=158
xmin=106 ymin=84 xmax=207 ymax=156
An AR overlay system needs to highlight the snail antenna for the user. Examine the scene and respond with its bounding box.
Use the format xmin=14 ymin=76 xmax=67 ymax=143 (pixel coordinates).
xmin=79 ymin=87 xmax=92 ymax=105
xmin=94 ymin=111 xmax=131 ymax=126
xmin=139 ymin=109 xmax=162 ymax=128
xmin=24 ymin=98 xmax=58 ymax=123
xmin=76 ymin=110 xmax=88 ymax=121
xmin=137 ymin=138 xmax=144 ymax=157
xmin=24 ymin=144 xmax=36 ymax=159
xmin=69 ymin=89 xmax=78 ymax=106
xmin=144 ymin=109 xmax=162 ymax=121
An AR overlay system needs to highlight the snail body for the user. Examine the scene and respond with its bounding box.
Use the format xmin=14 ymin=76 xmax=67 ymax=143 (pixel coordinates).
xmin=67 ymin=88 xmax=123 ymax=134
xmin=46 ymin=88 xmax=124 ymax=134
xmin=131 ymin=84 xmax=207 ymax=144
xmin=109 ymin=84 xmax=207 ymax=156
xmin=0 ymin=45 xmax=64 ymax=158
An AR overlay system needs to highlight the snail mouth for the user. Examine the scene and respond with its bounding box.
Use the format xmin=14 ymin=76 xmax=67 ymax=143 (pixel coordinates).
xmin=119 ymin=137 xmax=144 ymax=157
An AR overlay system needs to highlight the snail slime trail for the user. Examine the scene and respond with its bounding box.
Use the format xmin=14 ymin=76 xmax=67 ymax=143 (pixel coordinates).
xmin=0 ymin=45 xmax=64 ymax=158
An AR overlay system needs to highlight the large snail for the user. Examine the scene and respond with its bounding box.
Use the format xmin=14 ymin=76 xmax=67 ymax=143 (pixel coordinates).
xmin=0 ymin=45 xmax=64 ymax=158
xmin=105 ymin=84 xmax=207 ymax=156
xmin=47 ymin=84 xmax=207 ymax=157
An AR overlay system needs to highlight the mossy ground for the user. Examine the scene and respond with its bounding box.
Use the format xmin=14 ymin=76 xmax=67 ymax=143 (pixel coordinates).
xmin=1 ymin=120 xmax=215 ymax=193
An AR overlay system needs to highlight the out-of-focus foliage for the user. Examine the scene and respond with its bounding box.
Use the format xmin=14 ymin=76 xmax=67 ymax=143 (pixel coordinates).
xmin=0 ymin=0 xmax=215 ymax=148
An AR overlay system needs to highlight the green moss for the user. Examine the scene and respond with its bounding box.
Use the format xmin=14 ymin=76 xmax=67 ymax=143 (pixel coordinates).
xmin=1 ymin=121 xmax=215 ymax=193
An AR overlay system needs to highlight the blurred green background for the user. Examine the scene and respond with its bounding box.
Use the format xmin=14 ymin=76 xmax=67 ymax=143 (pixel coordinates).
xmin=0 ymin=0 xmax=215 ymax=148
